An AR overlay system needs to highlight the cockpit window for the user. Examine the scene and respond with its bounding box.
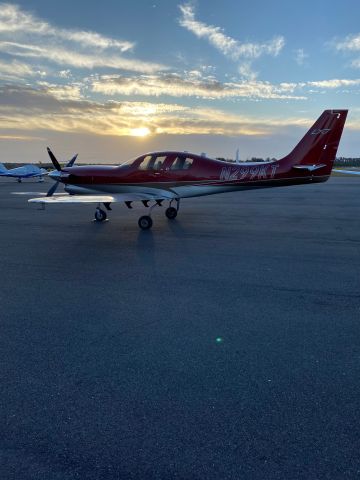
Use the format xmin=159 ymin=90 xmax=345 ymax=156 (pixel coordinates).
xmin=138 ymin=155 xmax=167 ymax=170
xmin=138 ymin=155 xmax=155 ymax=170
xmin=169 ymin=156 xmax=194 ymax=170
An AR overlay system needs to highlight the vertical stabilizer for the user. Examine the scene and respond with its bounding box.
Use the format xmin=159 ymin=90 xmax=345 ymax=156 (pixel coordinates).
xmin=279 ymin=110 xmax=348 ymax=176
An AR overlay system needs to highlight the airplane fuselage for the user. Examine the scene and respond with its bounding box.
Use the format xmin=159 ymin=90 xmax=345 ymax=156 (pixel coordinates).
xmin=55 ymin=151 xmax=329 ymax=200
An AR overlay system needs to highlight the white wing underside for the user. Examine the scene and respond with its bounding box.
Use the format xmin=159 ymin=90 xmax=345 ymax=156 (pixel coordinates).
xmin=28 ymin=192 xmax=176 ymax=204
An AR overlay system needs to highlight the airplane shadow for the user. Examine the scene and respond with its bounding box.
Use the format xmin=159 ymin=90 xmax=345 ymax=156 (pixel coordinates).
xmin=136 ymin=229 xmax=155 ymax=265
xmin=166 ymin=219 xmax=188 ymax=236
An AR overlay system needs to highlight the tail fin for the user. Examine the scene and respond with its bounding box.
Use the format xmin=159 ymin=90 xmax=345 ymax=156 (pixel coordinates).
xmin=0 ymin=163 xmax=8 ymax=173
xmin=279 ymin=110 xmax=348 ymax=177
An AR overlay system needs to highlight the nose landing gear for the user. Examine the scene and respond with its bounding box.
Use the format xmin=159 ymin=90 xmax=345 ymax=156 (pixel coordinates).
xmin=94 ymin=207 xmax=107 ymax=222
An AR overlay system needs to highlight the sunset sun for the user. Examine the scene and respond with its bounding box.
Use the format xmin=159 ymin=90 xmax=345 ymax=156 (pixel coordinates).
xmin=130 ymin=127 xmax=151 ymax=137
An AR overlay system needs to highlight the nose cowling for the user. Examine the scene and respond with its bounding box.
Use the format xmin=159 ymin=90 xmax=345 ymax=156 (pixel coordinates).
xmin=49 ymin=170 xmax=69 ymax=182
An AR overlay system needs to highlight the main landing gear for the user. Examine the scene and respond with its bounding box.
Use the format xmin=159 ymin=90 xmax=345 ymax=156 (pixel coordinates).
xmin=138 ymin=215 xmax=153 ymax=230
xmin=93 ymin=198 xmax=181 ymax=230
xmin=165 ymin=198 xmax=180 ymax=220
xmin=165 ymin=206 xmax=177 ymax=219
xmin=137 ymin=198 xmax=181 ymax=230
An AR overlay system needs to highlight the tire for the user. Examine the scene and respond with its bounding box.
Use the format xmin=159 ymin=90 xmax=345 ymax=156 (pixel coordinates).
xmin=165 ymin=207 xmax=177 ymax=220
xmin=138 ymin=215 xmax=153 ymax=230
xmin=95 ymin=208 xmax=107 ymax=222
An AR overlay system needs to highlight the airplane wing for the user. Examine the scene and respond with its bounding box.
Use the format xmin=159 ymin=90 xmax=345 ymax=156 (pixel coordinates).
xmin=28 ymin=192 xmax=177 ymax=205
xmin=333 ymin=169 xmax=360 ymax=175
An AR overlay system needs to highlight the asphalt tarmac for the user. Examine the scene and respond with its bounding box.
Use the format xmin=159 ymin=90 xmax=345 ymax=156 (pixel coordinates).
xmin=0 ymin=176 xmax=359 ymax=480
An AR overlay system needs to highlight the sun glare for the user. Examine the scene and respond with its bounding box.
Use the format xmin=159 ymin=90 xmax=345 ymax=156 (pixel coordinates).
xmin=130 ymin=127 xmax=151 ymax=137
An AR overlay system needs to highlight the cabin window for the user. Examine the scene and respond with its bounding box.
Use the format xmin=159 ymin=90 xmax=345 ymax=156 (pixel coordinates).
xmin=169 ymin=156 xmax=194 ymax=170
xmin=153 ymin=156 xmax=167 ymax=170
xmin=183 ymin=158 xmax=193 ymax=169
xmin=138 ymin=155 xmax=167 ymax=170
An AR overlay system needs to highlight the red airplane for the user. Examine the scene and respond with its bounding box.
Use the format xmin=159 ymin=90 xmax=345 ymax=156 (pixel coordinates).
xmin=29 ymin=109 xmax=348 ymax=230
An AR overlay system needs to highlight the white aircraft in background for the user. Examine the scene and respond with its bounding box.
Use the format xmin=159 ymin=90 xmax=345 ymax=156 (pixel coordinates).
xmin=0 ymin=163 xmax=48 ymax=182
xmin=334 ymin=169 xmax=360 ymax=175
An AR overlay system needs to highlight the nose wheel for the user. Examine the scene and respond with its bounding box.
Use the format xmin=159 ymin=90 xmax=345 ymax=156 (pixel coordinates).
xmin=94 ymin=208 xmax=107 ymax=222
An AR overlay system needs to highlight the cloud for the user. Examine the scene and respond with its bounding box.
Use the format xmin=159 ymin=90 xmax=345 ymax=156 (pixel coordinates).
xmin=0 ymin=41 xmax=166 ymax=73
xmin=0 ymin=58 xmax=36 ymax=79
xmin=91 ymin=71 xmax=360 ymax=101
xmin=307 ymin=78 xmax=360 ymax=88
xmin=0 ymin=3 xmax=166 ymax=73
xmin=0 ymin=134 xmax=45 ymax=140
xmin=333 ymin=33 xmax=360 ymax=53
xmin=0 ymin=3 xmax=134 ymax=51
xmin=91 ymin=73 xmax=305 ymax=100
xmin=178 ymin=3 xmax=284 ymax=63
xmin=331 ymin=33 xmax=360 ymax=70
xmin=0 ymin=83 xmax=312 ymax=138
xmin=349 ymin=58 xmax=360 ymax=69
xmin=1 ymin=82 xmax=360 ymax=147
xmin=238 ymin=62 xmax=258 ymax=81
xmin=295 ymin=48 xmax=308 ymax=66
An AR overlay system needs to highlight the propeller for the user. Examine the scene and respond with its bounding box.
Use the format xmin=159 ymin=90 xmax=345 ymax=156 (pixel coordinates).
xmin=46 ymin=147 xmax=78 ymax=197
xmin=46 ymin=180 xmax=59 ymax=197
xmin=47 ymin=147 xmax=61 ymax=171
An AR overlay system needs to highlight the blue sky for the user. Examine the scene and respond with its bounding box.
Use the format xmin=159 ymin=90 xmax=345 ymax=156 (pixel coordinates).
xmin=1 ymin=0 xmax=360 ymax=163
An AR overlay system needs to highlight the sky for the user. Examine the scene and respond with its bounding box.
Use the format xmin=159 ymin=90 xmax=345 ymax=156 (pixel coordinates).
xmin=1 ymin=0 xmax=360 ymax=163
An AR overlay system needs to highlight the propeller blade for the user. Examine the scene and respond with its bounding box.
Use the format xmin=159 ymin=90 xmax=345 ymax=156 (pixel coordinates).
xmin=47 ymin=147 xmax=61 ymax=171
xmin=66 ymin=154 xmax=78 ymax=168
xmin=46 ymin=181 xmax=59 ymax=197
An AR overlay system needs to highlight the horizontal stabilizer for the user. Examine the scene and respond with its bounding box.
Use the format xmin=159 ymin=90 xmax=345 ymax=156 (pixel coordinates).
xmin=292 ymin=163 xmax=326 ymax=172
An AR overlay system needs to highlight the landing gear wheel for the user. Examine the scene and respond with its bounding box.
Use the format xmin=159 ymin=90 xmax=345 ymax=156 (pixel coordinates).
xmin=95 ymin=208 xmax=107 ymax=222
xmin=165 ymin=207 xmax=177 ymax=220
xmin=138 ymin=215 xmax=153 ymax=230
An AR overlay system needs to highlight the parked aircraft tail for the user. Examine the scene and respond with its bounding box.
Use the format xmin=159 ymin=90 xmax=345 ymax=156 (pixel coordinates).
xmin=0 ymin=163 xmax=8 ymax=173
xmin=279 ymin=110 xmax=348 ymax=177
